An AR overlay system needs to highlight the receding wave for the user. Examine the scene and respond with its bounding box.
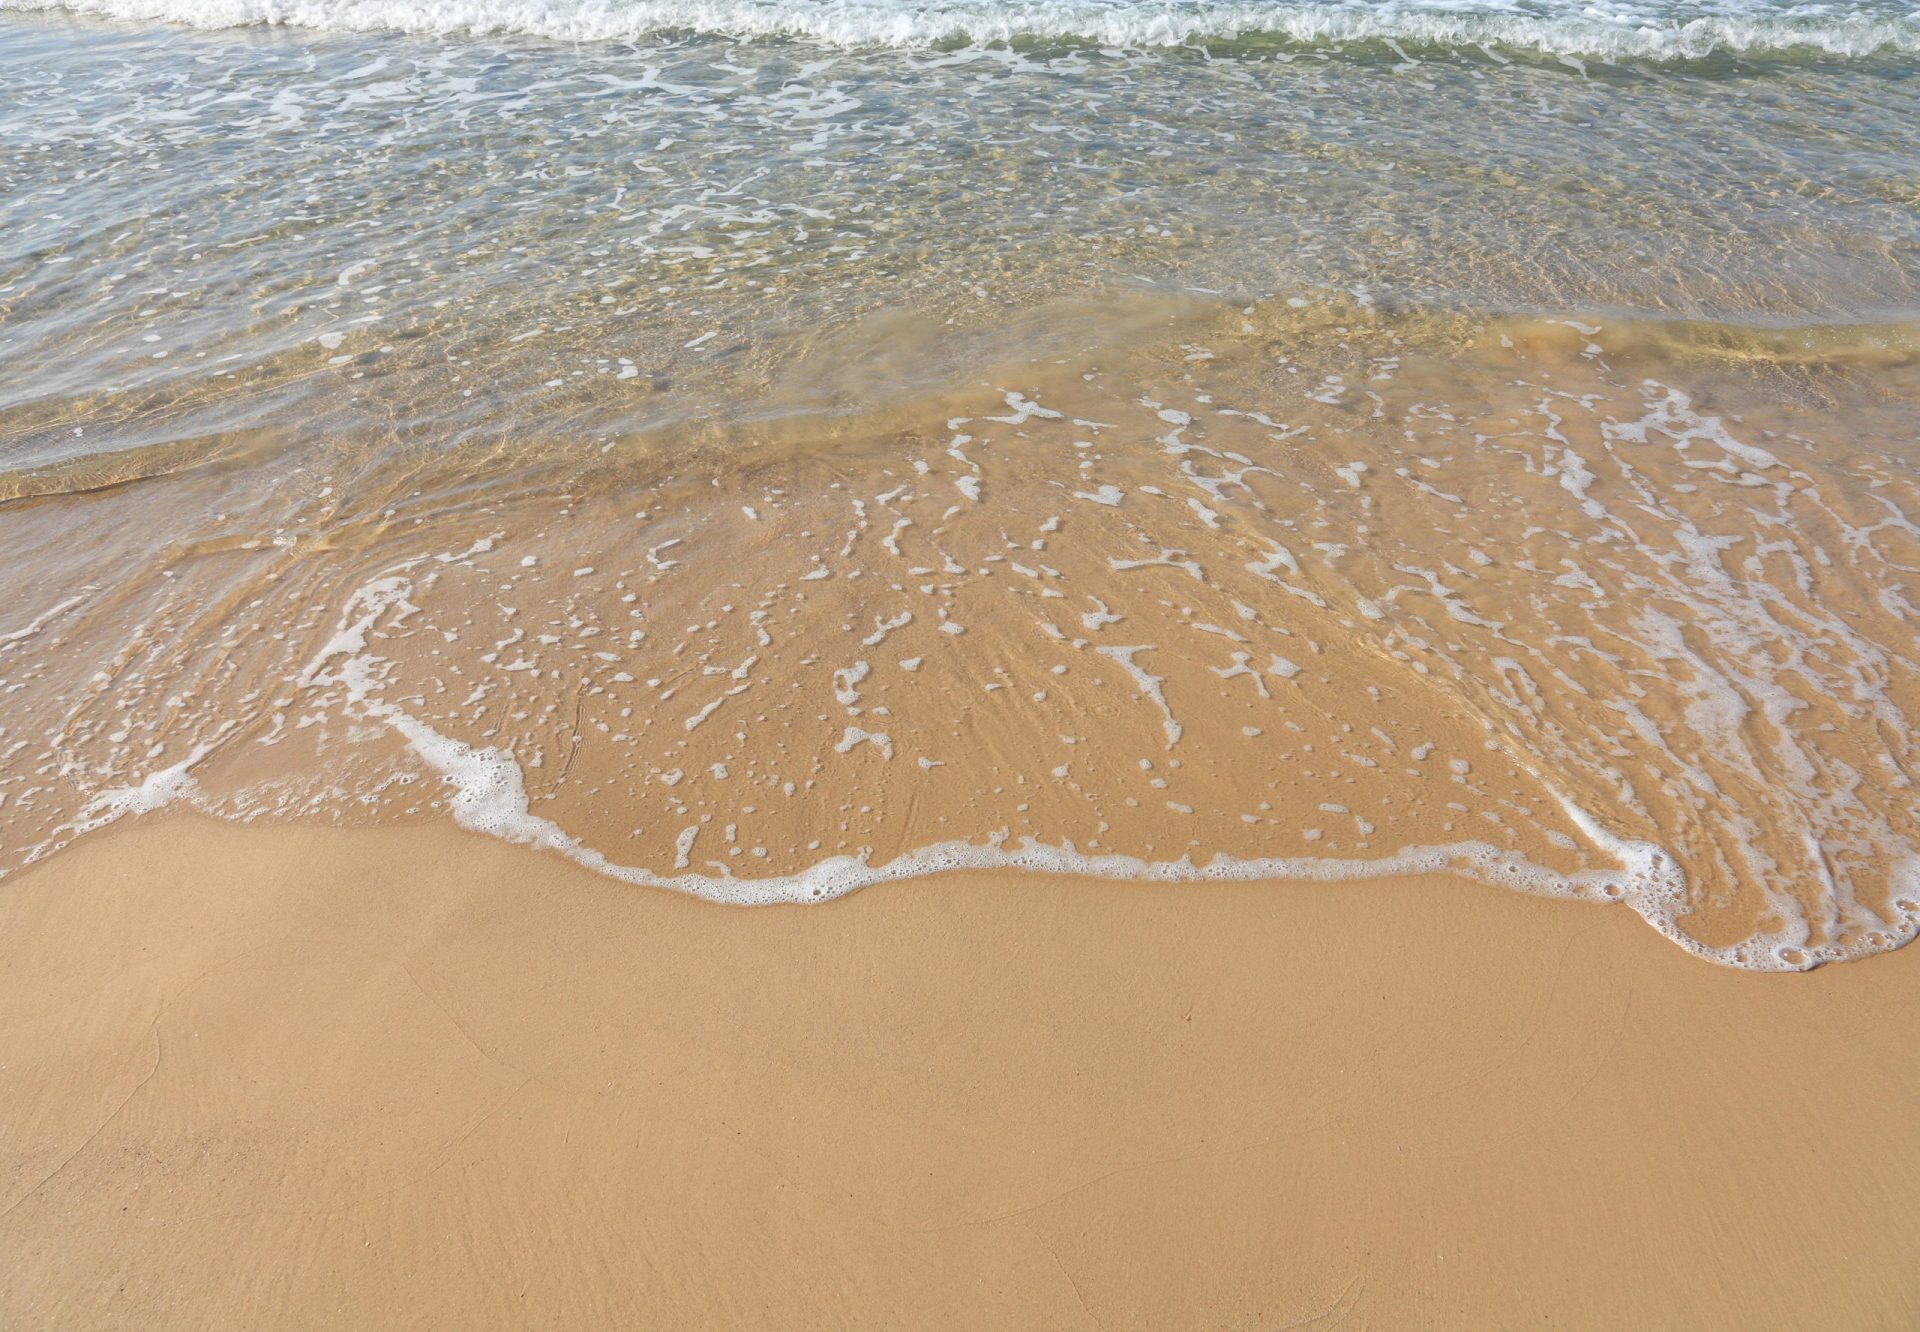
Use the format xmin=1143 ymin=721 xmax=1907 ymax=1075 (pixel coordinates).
xmin=5 ymin=0 xmax=1919 ymax=60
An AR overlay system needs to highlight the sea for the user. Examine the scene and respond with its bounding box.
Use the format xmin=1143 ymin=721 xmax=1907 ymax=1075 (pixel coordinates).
xmin=3 ymin=0 xmax=1919 ymax=968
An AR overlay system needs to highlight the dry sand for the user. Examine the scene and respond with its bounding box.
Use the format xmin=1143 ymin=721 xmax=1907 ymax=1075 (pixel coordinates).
xmin=3 ymin=816 xmax=1916 ymax=1329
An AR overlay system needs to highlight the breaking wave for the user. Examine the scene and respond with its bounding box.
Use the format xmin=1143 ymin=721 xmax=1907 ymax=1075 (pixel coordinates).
xmin=5 ymin=0 xmax=1919 ymax=60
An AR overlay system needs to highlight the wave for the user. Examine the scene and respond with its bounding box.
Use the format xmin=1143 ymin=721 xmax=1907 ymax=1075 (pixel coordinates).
xmin=5 ymin=0 xmax=1919 ymax=61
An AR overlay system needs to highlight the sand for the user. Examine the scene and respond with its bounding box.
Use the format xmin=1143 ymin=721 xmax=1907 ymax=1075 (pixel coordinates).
xmin=3 ymin=815 xmax=1916 ymax=1329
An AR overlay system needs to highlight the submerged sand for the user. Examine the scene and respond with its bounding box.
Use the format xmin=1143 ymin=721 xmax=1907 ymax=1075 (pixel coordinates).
xmin=9 ymin=303 xmax=1920 ymax=970
xmin=2 ymin=816 xmax=1916 ymax=1329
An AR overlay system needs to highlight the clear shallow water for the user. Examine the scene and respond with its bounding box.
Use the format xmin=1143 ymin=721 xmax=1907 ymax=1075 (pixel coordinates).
xmin=3 ymin=14 xmax=1918 ymax=480
xmin=3 ymin=3 xmax=1920 ymax=968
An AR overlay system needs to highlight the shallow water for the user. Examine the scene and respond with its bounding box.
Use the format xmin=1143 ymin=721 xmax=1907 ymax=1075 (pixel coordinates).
xmin=3 ymin=4 xmax=1919 ymax=967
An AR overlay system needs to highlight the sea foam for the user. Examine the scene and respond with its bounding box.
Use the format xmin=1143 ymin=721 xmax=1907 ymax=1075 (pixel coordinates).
xmin=266 ymin=566 xmax=1920 ymax=973
xmin=4 ymin=0 xmax=1918 ymax=60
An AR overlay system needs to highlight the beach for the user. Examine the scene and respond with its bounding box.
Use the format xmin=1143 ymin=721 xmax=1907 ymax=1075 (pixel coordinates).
xmin=4 ymin=816 xmax=1919 ymax=1328
xmin=4 ymin=0 xmax=1920 ymax=1324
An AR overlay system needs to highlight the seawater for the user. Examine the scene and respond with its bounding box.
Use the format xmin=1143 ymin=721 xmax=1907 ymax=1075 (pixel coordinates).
xmin=2 ymin=2 xmax=1919 ymax=968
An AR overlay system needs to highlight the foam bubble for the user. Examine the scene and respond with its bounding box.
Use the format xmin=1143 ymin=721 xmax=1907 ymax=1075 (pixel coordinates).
xmin=64 ymin=743 xmax=215 ymax=838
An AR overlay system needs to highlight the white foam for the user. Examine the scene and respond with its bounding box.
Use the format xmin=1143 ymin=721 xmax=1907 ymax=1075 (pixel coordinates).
xmin=18 ymin=0 xmax=1903 ymax=62
xmin=862 ymin=612 xmax=913 ymax=646
xmin=0 ymin=593 xmax=89 ymax=654
xmin=290 ymin=591 xmax=1702 ymax=917
xmin=1096 ymin=643 xmax=1182 ymax=746
xmin=285 ymin=644 xmax=1890 ymax=956
xmin=64 ymin=743 xmax=216 ymax=838
xmin=40 ymin=556 xmax=1920 ymax=974
xmin=41 ymin=422 xmax=1920 ymax=982
xmin=835 ymin=725 xmax=895 ymax=759
xmin=833 ymin=660 xmax=871 ymax=707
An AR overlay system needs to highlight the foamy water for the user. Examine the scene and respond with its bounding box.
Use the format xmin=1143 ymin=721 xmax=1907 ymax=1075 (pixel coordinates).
xmin=7 ymin=0 xmax=1920 ymax=58
xmin=2 ymin=3 xmax=1919 ymax=968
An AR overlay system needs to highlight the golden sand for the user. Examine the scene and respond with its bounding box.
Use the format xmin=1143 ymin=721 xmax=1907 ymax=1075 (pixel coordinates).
xmin=3 ymin=816 xmax=1918 ymax=1329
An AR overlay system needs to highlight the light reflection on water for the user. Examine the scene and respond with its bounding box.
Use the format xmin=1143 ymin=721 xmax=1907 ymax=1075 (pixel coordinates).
xmin=2 ymin=16 xmax=1918 ymax=481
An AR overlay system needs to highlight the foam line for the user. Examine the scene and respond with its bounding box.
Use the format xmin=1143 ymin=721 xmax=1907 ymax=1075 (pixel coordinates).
xmin=5 ymin=0 xmax=1917 ymax=61
xmin=278 ymin=570 xmax=1920 ymax=972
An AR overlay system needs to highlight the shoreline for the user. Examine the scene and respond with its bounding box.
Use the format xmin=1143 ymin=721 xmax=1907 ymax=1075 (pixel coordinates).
xmin=4 ymin=814 xmax=1916 ymax=1328
xmin=13 ymin=321 xmax=1919 ymax=969
xmin=6 ymin=13 xmax=1920 ymax=1328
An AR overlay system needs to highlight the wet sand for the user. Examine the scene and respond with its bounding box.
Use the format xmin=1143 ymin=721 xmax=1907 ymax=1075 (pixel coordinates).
xmin=11 ymin=313 xmax=1920 ymax=969
xmin=3 ymin=816 xmax=1916 ymax=1329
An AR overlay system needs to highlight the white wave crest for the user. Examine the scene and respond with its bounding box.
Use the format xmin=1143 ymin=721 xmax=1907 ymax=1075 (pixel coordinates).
xmin=4 ymin=0 xmax=1919 ymax=60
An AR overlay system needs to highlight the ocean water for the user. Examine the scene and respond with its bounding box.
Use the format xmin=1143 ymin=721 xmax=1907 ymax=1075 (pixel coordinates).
xmin=6 ymin=0 xmax=1920 ymax=57
xmin=3 ymin=0 xmax=1920 ymax=967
